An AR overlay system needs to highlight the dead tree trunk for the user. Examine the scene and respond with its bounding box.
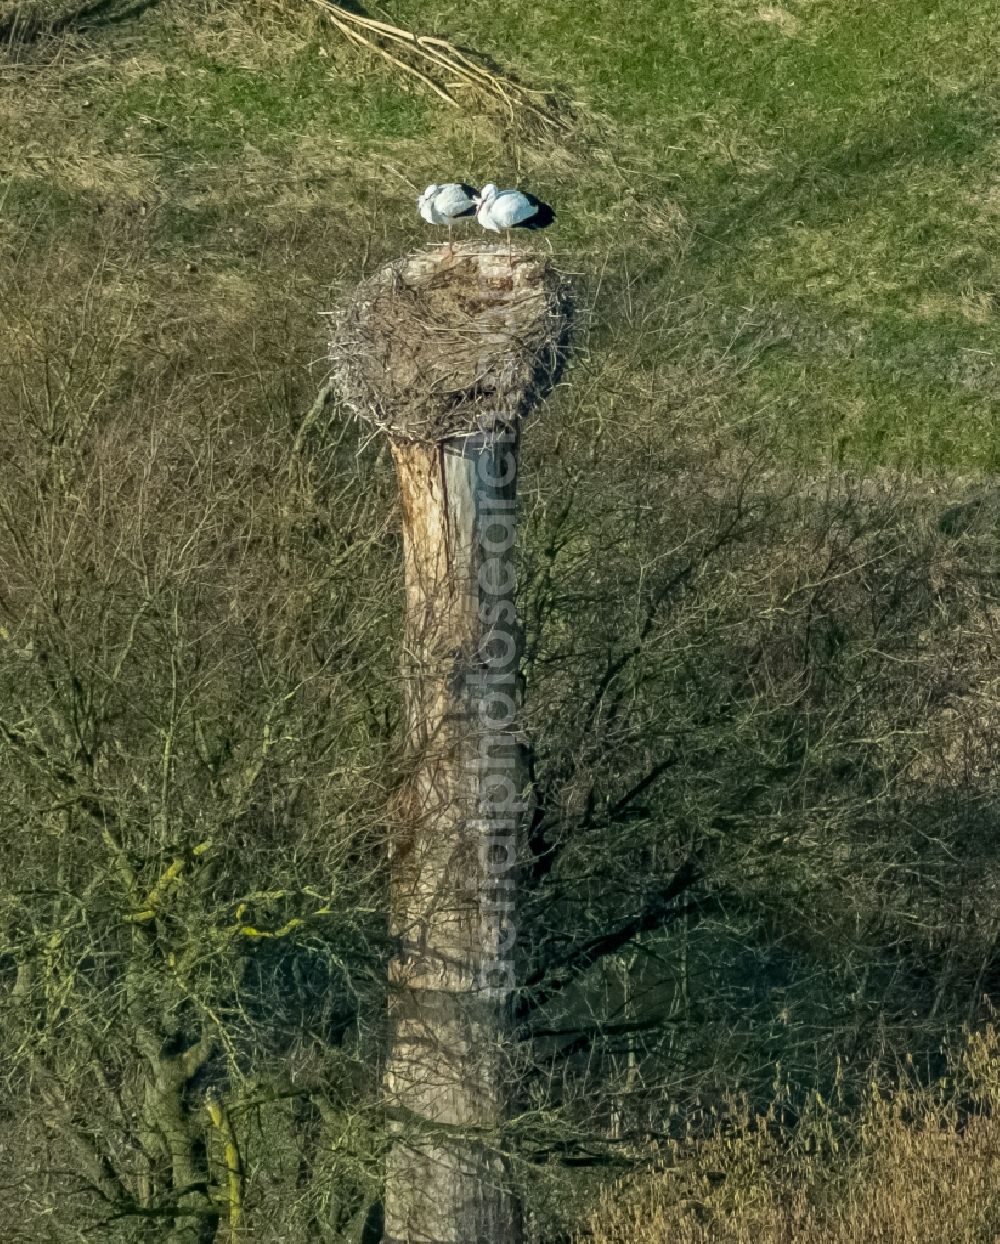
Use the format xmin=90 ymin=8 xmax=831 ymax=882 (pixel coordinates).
xmin=384 ymin=429 xmax=525 ymax=1244
xmin=331 ymin=244 xmax=568 ymax=1244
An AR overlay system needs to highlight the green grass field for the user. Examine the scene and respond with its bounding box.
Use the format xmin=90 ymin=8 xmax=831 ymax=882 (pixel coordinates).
xmin=2 ymin=0 xmax=998 ymax=466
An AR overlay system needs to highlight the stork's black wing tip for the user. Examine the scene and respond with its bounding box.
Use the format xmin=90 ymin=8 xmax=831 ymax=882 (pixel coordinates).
xmin=454 ymin=183 xmax=479 ymax=216
xmin=524 ymin=199 xmax=555 ymax=230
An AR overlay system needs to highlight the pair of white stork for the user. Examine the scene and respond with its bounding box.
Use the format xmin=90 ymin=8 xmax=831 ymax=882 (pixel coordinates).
xmin=417 ymin=181 xmax=554 ymax=256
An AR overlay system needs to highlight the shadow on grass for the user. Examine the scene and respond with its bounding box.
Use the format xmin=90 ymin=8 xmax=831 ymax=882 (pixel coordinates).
xmin=699 ymin=90 xmax=991 ymax=253
xmin=1 ymin=0 xmax=161 ymax=45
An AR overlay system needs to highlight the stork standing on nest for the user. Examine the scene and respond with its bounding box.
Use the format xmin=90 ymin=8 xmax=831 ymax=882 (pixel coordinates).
xmin=474 ymin=183 xmax=555 ymax=261
xmin=417 ymin=183 xmax=479 ymax=254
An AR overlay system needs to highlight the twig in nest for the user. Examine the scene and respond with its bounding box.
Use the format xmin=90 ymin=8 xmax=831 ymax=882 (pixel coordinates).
xmin=305 ymin=0 xmax=567 ymax=132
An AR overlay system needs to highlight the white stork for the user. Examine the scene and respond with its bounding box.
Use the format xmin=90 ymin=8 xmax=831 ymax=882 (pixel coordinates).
xmin=417 ymin=183 xmax=479 ymax=253
xmin=474 ymin=183 xmax=555 ymax=259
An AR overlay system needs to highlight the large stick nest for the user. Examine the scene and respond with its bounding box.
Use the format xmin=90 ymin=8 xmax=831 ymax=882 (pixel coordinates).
xmin=329 ymin=244 xmax=571 ymax=443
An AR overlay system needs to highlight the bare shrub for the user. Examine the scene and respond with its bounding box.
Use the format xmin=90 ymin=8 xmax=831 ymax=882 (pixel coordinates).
xmin=0 ymin=236 xmax=399 ymax=1241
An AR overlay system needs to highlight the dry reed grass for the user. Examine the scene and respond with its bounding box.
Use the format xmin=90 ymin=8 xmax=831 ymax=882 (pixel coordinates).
xmin=302 ymin=0 xmax=567 ymax=132
xmin=580 ymin=1026 xmax=1000 ymax=1244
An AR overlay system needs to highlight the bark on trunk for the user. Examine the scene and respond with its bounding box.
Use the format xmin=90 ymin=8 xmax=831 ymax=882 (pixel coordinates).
xmin=135 ymin=1023 xmax=219 ymax=1244
xmin=383 ymin=429 xmax=526 ymax=1244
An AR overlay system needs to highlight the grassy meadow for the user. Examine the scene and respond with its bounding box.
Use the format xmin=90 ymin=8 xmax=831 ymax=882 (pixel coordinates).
xmin=3 ymin=0 xmax=998 ymax=466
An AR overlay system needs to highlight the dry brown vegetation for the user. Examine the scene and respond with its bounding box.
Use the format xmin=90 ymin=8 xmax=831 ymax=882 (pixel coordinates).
xmin=581 ymin=1025 xmax=1000 ymax=1244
